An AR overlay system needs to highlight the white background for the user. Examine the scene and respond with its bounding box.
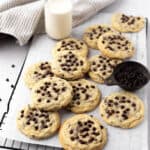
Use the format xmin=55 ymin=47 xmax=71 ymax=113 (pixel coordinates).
xmin=0 ymin=0 xmax=150 ymax=149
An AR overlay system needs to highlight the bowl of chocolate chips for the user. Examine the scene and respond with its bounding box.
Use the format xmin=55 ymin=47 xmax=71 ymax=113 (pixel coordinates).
xmin=105 ymin=61 xmax=150 ymax=91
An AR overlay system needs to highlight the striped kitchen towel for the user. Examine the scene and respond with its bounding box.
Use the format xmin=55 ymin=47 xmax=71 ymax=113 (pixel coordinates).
xmin=0 ymin=0 xmax=116 ymax=45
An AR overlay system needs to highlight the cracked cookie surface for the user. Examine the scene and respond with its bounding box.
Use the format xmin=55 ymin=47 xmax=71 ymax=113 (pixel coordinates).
xmin=67 ymin=79 xmax=101 ymax=113
xmin=59 ymin=114 xmax=107 ymax=150
xmin=100 ymin=91 xmax=144 ymax=128
xmin=24 ymin=61 xmax=54 ymax=89
xmin=52 ymin=38 xmax=88 ymax=57
xmin=112 ymin=13 xmax=145 ymax=32
xmin=31 ymin=77 xmax=72 ymax=111
xmin=83 ymin=24 xmax=115 ymax=49
xmin=98 ymin=32 xmax=135 ymax=59
xmin=89 ymin=54 xmax=122 ymax=83
xmin=52 ymin=51 xmax=89 ymax=80
xmin=17 ymin=105 xmax=60 ymax=139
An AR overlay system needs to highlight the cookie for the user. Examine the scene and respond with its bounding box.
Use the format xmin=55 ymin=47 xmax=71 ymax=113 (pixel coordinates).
xmin=100 ymin=91 xmax=144 ymax=128
xmin=112 ymin=13 xmax=145 ymax=32
xmin=83 ymin=24 xmax=115 ymax=49
xmin=67 ymin=79 xmax=101 ymax=113
xmin=52 ymin=51 xmax=90 ymax=80
xmin=52 ymin=38 xmax=88 ymax=57
xmin=24 ymin=61 xmax=54 ymax=89
xmin=98 ymin=32 xmax=135 ymax=59
xmin=89 ymin=54 xmax=122 ymax=83
xmin=17 ymin=105 xmax=60 ymax=139
xmin=59 ymin=114 xmax=107 ymax=150
xmin=31 ymin=77 xmax=72 ymax=111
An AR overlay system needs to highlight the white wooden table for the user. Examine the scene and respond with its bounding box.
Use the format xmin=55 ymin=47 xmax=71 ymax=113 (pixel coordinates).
xmin=0 ymin=0 xmax=150 ymax=149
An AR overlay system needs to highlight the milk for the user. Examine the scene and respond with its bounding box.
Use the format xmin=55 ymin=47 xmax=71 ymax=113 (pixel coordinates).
xmin=44 ymin=0 xmax=72 ymax=40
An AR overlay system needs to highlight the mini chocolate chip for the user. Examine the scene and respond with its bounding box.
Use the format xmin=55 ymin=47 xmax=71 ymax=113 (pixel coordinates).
xmin=11 ymin=64 xmax=15 ymax=68
xmin=137 ymin=17 xmax=141 ymax=20
xmin=35 ymin=113 xmax=38 ymax=116
xmin=38 ymin=99 xmax=42 ymax=102
xmin=100 ymin=125 xmax=104 ymax=129
xmin=102 ymin=72 xmax=106 ymax=75
xmin=80 ymin=128 xmax=89 ymax=132
xmin=88 ymin=124 xmax=92 ymax=128
xmin=80 ymin=42 xmax=84 ymax=45
xmin=20 ymin=114 xmax=24 ymax=118
xmin=85 ymin=94 xmax=90 ymax=99
xmin=93 ymin=127 xmax=96 ymax=131
xmin=114 ymin=102 xmax=118 ymax=106
xmin=88 ymin=137 xmax=94 ymax=143
xmin=132 ymin=103 xmax=136 ymax=107
xmin=42 ymin=93 xmax=45 ymax=96
xmin=91 ymin=85 xmax=95 ymax=88
xmin=33 ymin=118 xmax=37 ymax=122
xmin=93 ymin=68 xmax=97 ymax=72
xmin=35 ymin=126 xmax=38 ymax=130
xmin=120 ymin=100 xmax=125 ymax=103
xmin=115 ymin=96 xmax=119 ymax=100
xmin=46 ymin=118 xmax=50 ymax=122
xmin=47 ymin=100 xmax=50 ymax=103
xmin=108 ymin=103 xmax=113 ymax=107
xmin=122 ymin=114 xmax=128 ymax=120
xmin=78 ymin=83 xmax=81 ymax=86
xmin=62 ymin=87 xmax=66 ymax=92
xmin=77 ymin=121 xmax=82 ymax=126
xmin=82 ymin=133 xmax=89 ymax=138
xmin=86 ymin=85 xmax=89 ymax=89
xmin=27 ymin=115 xmax=30 ymax=118
xmin=26 ymin=121 xmax=30 ymax=125
xmin=71 ymin=137 xmax=75 ymax=141
xmin=108 ymin=99 xmax=113 ymax=103
xmin=76 ymin=101 xmax=80 ymax=105
xmin=69 ymin=130 xmax=73 ymax=134
xmin=93 ymin=132 xmax=100 ymax=136
xmin=88 ymin=120 xmax=94 ymax=124
xmin=55 ymin=97 xmax=58 ymax=101
xmin=127 ymin=100 xmax=131 ymax=103
xmin=36 ymin=90 xmax=41 ymax=93
xmin=121 ymin=105 xmax=125 ymax=109
xmin=122 ymin=96 xmax=126 ymax=100
xmin=6 ymin=78 xmax=9 ymax=82
xmin=11 ymin=84 xmax=14 ymax=88
xmin=116 ymin=111 xmax=120 ymax=114
xmin=92 ymin=62 xmax=96 ymax=65
xmin=44 ymin=125 xmax=48 ymax=128
xmin=79 ymin=140 xmax=87 ymax=144
xmin=21 ymin=110 xmax=24 ymax=113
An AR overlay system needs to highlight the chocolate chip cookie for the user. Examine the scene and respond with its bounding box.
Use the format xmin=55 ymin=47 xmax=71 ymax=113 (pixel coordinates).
xmin=24 ymin=61 xmax=54 ymax=89
xmin=52 ymin=51 xmax=90 ymax=80
xmin=112 ymin=13 xmax=145 ymax=32
xmin=31 ymin=77 xmax=72 ymax=111
xmin=98 ymin=32 xmax=135 ymax=59
xmin=17 ymin=105 xmax=60 ymax=139
xmin=52 ymin=38 xmax=88 ymax=57
xmin=89 ymin=54 xmax=122 ymax=83
xmin=83 ymin=24 xmax=115 ymax=49
xmin=59 ymin=114 xmax=107 ymax=150
xmin=100 ymin=91 xmax=144 ymax=128
xmin=67 ymin=79 xmax=101 ymax=113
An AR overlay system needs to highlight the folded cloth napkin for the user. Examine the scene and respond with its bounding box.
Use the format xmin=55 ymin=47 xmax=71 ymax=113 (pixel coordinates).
xmin=0 ymin=0 xmax=116 ymax=46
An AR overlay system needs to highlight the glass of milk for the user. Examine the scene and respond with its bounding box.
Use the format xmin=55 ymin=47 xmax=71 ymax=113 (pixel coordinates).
xmin=44 ymin=0 xmax=72 ymax=40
